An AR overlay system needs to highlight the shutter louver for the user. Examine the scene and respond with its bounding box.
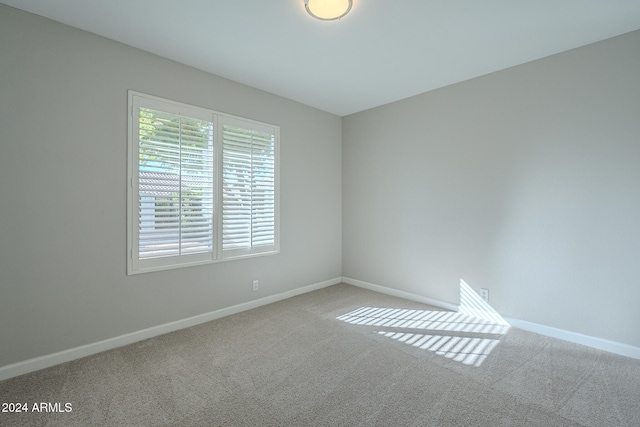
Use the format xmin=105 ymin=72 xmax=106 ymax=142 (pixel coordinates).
xmin=137 ymin=107 xmax=214 ymax=261
xmin=222 ymin=124 xmax=276 ymax=254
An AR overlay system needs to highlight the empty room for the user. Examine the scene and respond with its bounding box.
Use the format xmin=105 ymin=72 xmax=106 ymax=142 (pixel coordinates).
xmin=1 ymin=1 xmax=639 ymax=426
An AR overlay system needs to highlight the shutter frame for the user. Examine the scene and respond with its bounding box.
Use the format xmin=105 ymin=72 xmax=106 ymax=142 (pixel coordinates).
xmin=221 ymin=117 xmax=279 ymax=258
xmin=127 ymin=91 xmax=279 ymax=275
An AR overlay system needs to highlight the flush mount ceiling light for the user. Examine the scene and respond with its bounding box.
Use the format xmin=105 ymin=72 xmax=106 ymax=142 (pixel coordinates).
xmin=305 ymin=0 xmax=353 ymax=21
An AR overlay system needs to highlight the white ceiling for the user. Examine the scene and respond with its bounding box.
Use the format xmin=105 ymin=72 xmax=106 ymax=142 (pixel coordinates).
xmin=4 ymin=0 xmax=640 ymax=116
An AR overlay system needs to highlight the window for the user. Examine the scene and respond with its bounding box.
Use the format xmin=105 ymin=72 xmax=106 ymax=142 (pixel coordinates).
xmin=128 ymin=91 xmax=279 ymax=274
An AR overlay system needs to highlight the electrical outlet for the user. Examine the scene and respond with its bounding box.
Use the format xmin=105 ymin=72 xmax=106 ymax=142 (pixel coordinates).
xmin=479 ymin=288 xmax=489 ymax=303
xmin=252 ymin=280 xmax=259 ymax=292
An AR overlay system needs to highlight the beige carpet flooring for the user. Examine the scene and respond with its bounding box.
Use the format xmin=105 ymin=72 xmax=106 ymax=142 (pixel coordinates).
xmin=1 ymin=283 xmax=639 ymax=426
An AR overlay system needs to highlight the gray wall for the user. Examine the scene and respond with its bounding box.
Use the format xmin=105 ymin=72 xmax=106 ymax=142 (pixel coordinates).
xmin=0 ymin=5 xmax=342 ymax=367
xmin=343 ymin=30 xmax=640 ymax=348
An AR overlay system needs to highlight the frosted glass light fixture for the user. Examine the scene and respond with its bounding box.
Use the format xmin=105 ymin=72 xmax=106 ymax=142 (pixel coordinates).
xmin=305 ymin=0 xmax=353 ymax=21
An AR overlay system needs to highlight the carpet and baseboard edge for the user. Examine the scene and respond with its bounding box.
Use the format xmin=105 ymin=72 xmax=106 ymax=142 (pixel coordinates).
xmin=0 ymin=277 xmax=342 ymax=381
xmin=342 ymin=276 xmax=640 ymax=360
xmin=2 ymin=276 xmax=638 ymax=381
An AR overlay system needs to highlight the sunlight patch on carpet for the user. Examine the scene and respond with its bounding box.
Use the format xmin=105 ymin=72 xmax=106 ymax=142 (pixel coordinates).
xmin=336 ymin=280 xmax=510 ymax=367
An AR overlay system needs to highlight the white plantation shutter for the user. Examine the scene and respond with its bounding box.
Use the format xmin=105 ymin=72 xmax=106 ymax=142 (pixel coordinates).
xmin=128 ymin=92 xmax=279 ymax=274
xmin=130 ymin=94 xmax=216 ymax=273
xmin=222 ymin=118 xmax=278 ymax=257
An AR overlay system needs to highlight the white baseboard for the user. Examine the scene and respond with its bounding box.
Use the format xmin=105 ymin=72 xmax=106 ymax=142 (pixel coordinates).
xmin=0 ymin=277 xmax=341 ymax=381
xmin=504 ymin=317 xmax=640 ymax=360
xmin=342 ymin=276 xmax=640 ymax=360
xmin=3 ymin=275 xmax=637 ymax=381
xmin=341 ymin=277 xmax=459 ymax=312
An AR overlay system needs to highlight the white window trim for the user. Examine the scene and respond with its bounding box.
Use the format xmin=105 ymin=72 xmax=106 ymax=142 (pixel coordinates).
xmin=127 ymin=91 xmax=280 ymax=275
